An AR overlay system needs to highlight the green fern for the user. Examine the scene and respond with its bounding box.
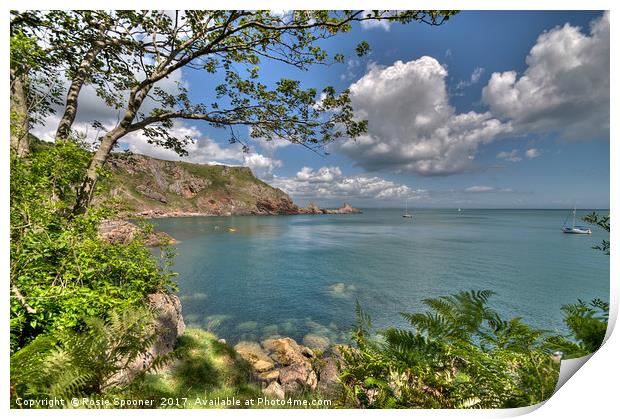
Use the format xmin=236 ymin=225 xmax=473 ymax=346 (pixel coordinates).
xmin=339 ymin=289 xmax=560 ymax=409
xmin=10 ymin=305 xmax=178 ymax=406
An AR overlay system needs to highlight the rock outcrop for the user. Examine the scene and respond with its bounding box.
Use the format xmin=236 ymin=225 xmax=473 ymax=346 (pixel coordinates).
xmin=145 ymin=293 xmax=186 ymax=360
xmin=325 ymin=202 xmax=362 ymax=214
xmin=234 ymin=337 xmax=343 ymax=399
xmin=108 ymin=292 xmax=185 ymax=387
xmin=98 ymin=219 xmax=176 ymax=246
xmin=298 ymin=202 xmax=362 ymax=215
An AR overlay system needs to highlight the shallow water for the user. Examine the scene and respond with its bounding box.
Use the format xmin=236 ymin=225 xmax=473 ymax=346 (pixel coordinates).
xmin=152 ymin=209 xmax=609 ymax=346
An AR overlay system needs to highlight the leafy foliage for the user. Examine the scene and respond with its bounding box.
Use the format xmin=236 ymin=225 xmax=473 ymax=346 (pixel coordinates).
xmin=582 ymin=212 xmax=610 ymax=254
xmin=340 ymin=291 xmax=561 ymax=408
xmin=546 ymin=299 xmax=609 ymax=358
xmin=10 ymin=10 xmax=458 ymax=212
xmin=10 ymin=141 xmax=176 ymax=353
xmin=14 ymin=10 xmax=457 ymax=153
xmin=10 ymin=20 xmax=64 ymax=127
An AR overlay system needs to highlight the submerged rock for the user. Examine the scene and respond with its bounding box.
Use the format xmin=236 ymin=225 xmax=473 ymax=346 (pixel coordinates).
xmin=327 ymin=282 xmax=357 ymax=298
xmin=303 ymin=333 xmax=330 ymax=351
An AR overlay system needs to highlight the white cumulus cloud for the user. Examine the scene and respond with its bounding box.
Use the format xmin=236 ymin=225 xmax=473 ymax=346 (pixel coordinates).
xmin=121 ymin=124 xmax=241 ymax=164
xmin=271 ymin=166 xmax=428 ymax=202
xmin=525 ymin=148 xmax=541 ymax=159
xmin=360 ymin=11 xmax=392 ymax=31
xmin=338 ymin=57 xmax=511 ymax=175
xmin=482 ymin=12 xmax=609 ymax=141
xmin=242 ymin=153 xmax=282 ymax=175
xmin=497 ymin=149 xmax=522 ymax=162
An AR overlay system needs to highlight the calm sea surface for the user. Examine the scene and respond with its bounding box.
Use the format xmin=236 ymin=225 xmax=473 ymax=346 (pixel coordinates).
xmin=151 ymin=209 xmax=609 ymax=345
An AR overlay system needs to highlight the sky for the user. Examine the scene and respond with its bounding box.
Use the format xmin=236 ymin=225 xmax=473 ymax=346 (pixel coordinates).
xmin=32 ymin=10 xmax=611 ymax=209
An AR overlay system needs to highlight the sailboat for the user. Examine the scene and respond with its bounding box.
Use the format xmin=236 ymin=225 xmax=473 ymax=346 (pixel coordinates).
xmin=562 ymin=206 xmax=591 ymax=234
xmin=403 ymin=199 xmax=413 ymax=218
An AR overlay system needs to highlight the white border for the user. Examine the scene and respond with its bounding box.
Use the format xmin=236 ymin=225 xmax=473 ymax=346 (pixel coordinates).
xmin=2 ymin=1 xmax=616 ymax=418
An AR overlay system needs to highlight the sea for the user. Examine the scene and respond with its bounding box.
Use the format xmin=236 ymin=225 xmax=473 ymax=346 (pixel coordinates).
xmin=151 ymin=209 xmax=610 ymax=346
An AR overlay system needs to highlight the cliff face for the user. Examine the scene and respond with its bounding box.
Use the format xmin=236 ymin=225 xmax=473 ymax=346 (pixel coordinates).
xmin=97 ymin=154 xmax=300 ymax=217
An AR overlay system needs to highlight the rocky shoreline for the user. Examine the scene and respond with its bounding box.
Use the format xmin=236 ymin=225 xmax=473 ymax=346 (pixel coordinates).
xmin=99 ymin=203 xmax=361 ymax=246
xmin=134 ymin=202 xmax=361 ymax=218
xmin=234 ymin=337 xmax=343 ymax=399
xmin=98 ymin=219 xmax=177 ymax=247
xmin=139 ymin=293 xmax=343 ymax=400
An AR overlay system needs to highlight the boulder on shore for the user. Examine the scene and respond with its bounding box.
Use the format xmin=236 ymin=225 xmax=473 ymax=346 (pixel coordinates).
xmin=234 ymin=336 xmax=342 ymax=399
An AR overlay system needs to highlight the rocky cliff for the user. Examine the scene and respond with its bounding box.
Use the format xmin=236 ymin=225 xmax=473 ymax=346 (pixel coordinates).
xmin=98 ymin=153 xmax=360 ymax=218
xmin=98 ymin=153 xmax=299 ymax=217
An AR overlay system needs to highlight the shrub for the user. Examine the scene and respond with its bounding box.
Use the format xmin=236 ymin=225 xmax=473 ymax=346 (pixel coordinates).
xmin=10 ymin=141 xmax=176 ymax=352
xmin=339 ymin=291 xmax=560 ymax=408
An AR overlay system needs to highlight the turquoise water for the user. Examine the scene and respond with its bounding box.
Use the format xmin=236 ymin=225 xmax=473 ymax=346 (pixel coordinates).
xmin=152 ymin=209 xmax=609 ymax=345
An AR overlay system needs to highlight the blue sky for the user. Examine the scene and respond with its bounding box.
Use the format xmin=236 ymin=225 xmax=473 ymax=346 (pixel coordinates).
xmin=35 ymin=11 xmax=609 ymax=209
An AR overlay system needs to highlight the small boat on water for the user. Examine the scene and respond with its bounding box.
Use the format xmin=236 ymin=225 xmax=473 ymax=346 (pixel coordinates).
xmin=403 ymin=199 xmax=413 ymax=218
xmin=562 ymin=206 xmax=591 ymax=234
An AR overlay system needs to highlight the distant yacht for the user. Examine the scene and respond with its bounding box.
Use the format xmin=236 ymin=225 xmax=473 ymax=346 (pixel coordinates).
xmin=403 ymin=199 xmax=413 ymax=218
xmin=562 ymin=206 xmax=591 ymax=234
xmin=457 ymin=208 xmax=462 ymax=213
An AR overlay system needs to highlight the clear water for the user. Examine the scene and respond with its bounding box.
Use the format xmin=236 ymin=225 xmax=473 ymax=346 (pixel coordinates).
xmin=151 ymin=209 xmax=609 ymax=345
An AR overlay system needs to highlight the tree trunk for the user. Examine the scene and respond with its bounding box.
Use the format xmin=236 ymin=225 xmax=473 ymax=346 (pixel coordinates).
xmin=11 ymin=281 xmax=37 ymax=314
xmin=10 ymin=69 xmax=30 ymax=157
xmin=73 ymin=129 xmax=121 ymax=214
xmin=56 ymin=45 xmax=101 ymax=139
xmin=72 ymin=86 xmax=150 ymax=214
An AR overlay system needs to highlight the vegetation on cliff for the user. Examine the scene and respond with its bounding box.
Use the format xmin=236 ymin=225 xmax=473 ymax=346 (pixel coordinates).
xmin=98 ymin=153 xmax=299 ymax=217
xmin=10 ymin=141 xmax=178 ymax=403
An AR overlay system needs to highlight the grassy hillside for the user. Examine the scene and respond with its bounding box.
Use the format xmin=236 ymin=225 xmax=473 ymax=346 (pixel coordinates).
xmin=97 ymin=153 xmax=298 ymax=217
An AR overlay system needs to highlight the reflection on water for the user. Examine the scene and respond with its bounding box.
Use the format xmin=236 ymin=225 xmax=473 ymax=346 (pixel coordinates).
xmin=152 ymin=209 xmax=609 ymax=345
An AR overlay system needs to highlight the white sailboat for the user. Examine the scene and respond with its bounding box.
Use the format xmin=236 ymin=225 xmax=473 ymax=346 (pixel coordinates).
xmin=403 ymin=199 xmax=413 ymax=218
xmin=562 ymin=206 xmax=591 ymax=234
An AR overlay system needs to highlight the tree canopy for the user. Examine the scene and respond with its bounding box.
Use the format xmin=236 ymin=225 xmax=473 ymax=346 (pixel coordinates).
xmin=10 ymin=10 xmax=457 ymax=212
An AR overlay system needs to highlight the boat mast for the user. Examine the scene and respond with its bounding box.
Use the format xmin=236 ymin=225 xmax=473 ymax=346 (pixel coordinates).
xmin=572 ymin=206 xmax=576 ymax=229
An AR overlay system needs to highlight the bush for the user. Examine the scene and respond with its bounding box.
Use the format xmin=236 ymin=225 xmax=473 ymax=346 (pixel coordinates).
xmin=10 ymin=141 xmax=176 ymax=352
